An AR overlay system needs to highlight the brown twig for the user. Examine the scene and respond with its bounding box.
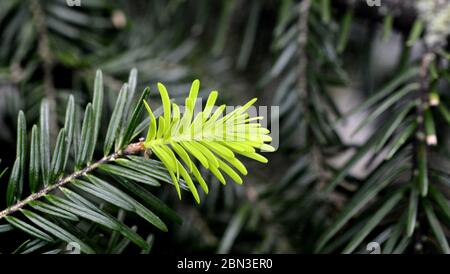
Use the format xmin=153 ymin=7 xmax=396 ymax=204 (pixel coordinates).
xmin=297 ymin=0 xmax=311 ymax=101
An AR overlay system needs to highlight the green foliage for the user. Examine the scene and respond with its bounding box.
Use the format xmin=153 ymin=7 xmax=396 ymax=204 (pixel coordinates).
xmin=315 ymin=18 xmax=450 ymax=252
xmin=2 ymin=0 xmax=450 ymax=255
xmin=0 ymin=69 xmax=271 ymax=254
xmin=142 ymin=80 xmax=274 ymax=203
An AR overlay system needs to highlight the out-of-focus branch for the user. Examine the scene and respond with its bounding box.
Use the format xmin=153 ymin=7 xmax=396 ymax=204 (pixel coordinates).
xmin=30 ymin=0 xmax=58 ymax=137
xmin=297 ymin=0 xmax=311 ymax=100
xmin=0 ymin=141 xmax=146 ymax=220
xmin=297 ymin=0 xmax=330 ymax=192
xmin=333 ymin=0 xmax=417 ymax=33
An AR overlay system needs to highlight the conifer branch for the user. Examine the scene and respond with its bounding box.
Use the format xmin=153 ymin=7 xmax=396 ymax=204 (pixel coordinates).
xmin=0 ymin=142 xmax=146 ymax=220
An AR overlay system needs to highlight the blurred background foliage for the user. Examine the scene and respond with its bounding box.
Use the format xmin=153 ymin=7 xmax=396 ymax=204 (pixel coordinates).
xmin=2 ymin=0 xmax=450 ymax=254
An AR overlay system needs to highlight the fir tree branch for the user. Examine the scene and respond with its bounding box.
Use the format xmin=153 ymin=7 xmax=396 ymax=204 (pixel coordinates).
xmin=0 ymin=141 xmax=146 ymax=220
xmin=297 ymin=0 xmax=329 ymax=192
xmin=411 ymin=49 xmax=436 ymax=198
